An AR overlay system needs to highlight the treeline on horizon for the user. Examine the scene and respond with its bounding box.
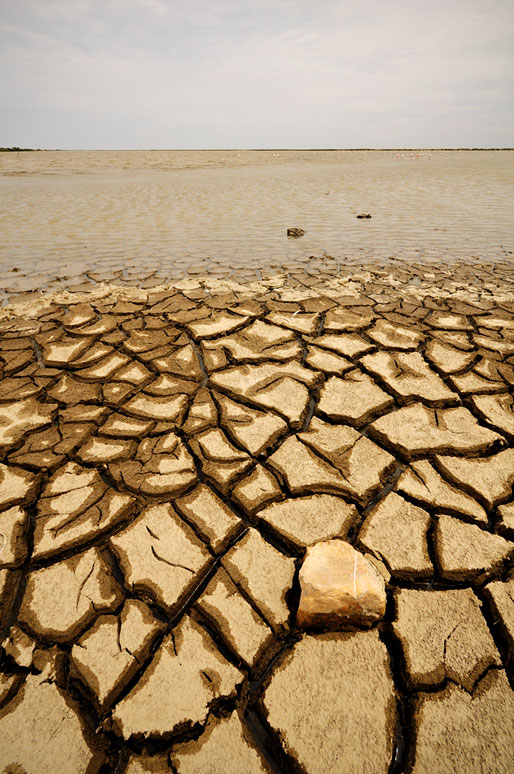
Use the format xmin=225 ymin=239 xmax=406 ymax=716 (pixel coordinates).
xmin=1 ymin=146 xmax=513 ymax=152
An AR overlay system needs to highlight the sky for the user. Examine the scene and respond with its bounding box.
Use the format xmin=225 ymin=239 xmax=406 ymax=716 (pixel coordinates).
xmin=1 ymin=0 xmax=513 ymax=149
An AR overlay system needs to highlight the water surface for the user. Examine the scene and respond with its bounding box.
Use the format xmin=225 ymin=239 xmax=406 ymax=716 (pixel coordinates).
xmin=1 ymin=150 xmax=513 ymax=288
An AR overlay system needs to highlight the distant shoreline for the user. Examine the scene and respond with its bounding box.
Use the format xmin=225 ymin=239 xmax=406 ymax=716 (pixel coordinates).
xmin=2 ymin=147 xmax=513 ymax=152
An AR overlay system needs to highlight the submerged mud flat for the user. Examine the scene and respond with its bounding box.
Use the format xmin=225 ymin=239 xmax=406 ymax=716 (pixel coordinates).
xmin=0 ymin=264 xmax=513 ymax=773
xmin=1 ymin=149 xmax=514 ymax=293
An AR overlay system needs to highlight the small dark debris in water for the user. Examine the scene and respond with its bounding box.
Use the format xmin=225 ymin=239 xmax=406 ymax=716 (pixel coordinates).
xmin=287 ymin=228 xmax=305 ymax=238
xmin=11 ymin=267 xmax=19 ymax=272
xmin=356 ymin=214 xmax=372 ymax=219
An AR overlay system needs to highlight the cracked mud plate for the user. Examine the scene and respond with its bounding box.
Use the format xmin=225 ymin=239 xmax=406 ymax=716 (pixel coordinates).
xmin=0 ymin=266 xmax=513 ymax=773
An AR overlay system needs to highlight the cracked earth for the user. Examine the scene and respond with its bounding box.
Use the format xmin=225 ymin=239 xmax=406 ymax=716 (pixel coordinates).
xmin=0 ymin=263 xmax=513 ymax=773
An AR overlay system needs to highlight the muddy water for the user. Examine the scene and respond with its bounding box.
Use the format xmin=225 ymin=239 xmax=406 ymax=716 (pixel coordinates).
xmin=0 ymin=150 xmax=513 ymax=287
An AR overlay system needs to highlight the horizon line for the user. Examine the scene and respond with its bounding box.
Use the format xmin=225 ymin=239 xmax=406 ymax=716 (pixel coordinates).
xmin=3 ymin=146 xmax=514 ymax=152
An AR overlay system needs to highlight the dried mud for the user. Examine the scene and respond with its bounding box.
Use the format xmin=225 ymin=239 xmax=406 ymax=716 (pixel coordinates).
xmin=0 ymin=261 xmax=513 ymax=773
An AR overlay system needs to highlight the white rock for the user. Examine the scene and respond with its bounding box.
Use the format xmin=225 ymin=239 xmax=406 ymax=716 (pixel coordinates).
xmin=297 ymin=540 xmax=386 ymax=628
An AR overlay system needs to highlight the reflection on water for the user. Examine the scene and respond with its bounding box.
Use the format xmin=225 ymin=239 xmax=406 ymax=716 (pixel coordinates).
xmin=0 ymin=150 xmax=513 ymax=282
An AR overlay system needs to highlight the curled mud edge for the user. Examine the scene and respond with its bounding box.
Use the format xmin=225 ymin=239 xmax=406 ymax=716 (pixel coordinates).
xmin=1 ymin=258 xmax=514 ymax=323
xmin=0 ymin=264 xmax=513 ymax=774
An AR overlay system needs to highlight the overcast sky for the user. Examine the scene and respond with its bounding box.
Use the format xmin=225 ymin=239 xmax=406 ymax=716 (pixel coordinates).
xmin=1 ymin=0 xmax=513 ymax=149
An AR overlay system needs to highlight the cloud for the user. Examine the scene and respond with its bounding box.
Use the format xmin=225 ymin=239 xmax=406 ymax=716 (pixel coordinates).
xmin=1 ymin=0 xmax=513 ymax=147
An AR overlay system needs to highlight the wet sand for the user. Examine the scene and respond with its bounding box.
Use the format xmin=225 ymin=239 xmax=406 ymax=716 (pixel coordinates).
xmin=0 ymin=262 xmax=513 ymax=773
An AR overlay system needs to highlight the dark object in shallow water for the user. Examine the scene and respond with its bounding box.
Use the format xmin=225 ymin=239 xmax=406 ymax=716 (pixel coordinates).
xmin=357 ymin=213 xmax=372 ymax=219
xmin=287 ymin=227 xmax=306 ymax=238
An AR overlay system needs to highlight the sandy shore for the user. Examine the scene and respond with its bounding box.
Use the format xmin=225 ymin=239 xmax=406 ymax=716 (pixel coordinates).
xmin=0 ymin=264 xmax=513 ymax=773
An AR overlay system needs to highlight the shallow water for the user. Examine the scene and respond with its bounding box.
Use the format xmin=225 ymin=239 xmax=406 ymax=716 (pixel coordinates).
xmin=1 ymin=150 xmax=513 ymax=286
